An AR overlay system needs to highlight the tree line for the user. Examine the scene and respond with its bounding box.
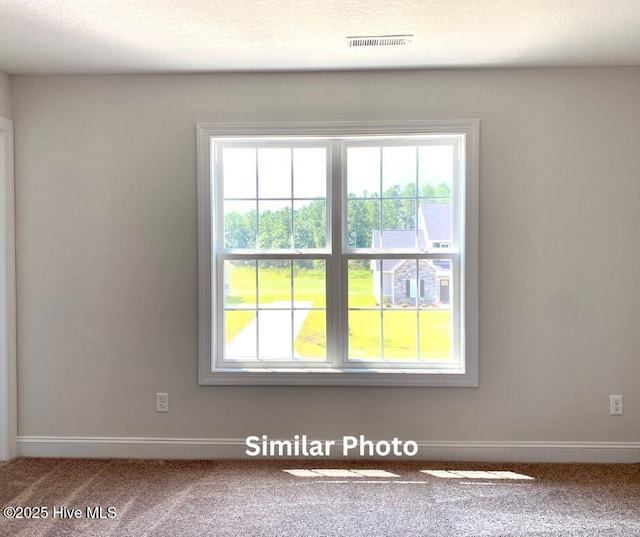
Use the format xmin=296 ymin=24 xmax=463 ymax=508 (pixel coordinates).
xmin=224 ymin=182 xmax=451 ymax=250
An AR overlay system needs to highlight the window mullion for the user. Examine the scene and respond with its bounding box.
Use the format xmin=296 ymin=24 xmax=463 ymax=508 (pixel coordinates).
xmin=378 ymin=146 xmax=383 ymax=250
xmin=254 ymin=148 xmax=259 ymax=250
xmin=379 ymin=257 xmax=384 ymax=361
xmin=290 ymin=259 xmax=295 ymax=361
xmin=254 ymin=259 xmax=259 ymax=361
xmin=415 ymin=259 xmax=420 ymax=360
xmin=331 ymin=140 xmax=343 ymax=368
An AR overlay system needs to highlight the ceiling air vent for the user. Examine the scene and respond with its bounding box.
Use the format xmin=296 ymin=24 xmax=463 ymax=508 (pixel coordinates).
xmin=347 ymin=34 xmax=413 ymax=48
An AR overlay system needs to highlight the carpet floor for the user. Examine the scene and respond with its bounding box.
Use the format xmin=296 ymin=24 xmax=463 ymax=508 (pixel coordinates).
xmin=0 ymin=458 xmax=639 ymax=536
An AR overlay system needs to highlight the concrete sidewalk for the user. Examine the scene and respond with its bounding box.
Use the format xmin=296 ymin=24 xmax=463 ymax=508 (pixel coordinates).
xmin=225 ymin=301 xmax=313 ymax=359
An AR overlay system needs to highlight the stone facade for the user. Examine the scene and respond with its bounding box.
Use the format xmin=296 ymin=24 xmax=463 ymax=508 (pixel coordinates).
xmin=390 ymin=260 xmax=438 ymax=305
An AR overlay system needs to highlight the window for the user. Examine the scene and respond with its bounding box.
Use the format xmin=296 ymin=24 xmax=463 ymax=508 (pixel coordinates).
xmin=406 ymin=279 xmax=425 ymax=299
xmin=197 ymin=121 xmax=478 ymax=386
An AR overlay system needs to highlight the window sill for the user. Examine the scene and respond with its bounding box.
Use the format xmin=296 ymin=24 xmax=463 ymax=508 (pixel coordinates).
xmin=198 ymin=367 xmax=478 ymax=387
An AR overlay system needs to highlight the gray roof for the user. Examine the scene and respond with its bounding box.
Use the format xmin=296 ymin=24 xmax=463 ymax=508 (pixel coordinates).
xmin=372 ymin=230 xmax=419 ymax=271
xmin=371 ymin=202 xmax=452 ymax=273
xmin=370 ymin=202 xmax=451 ymax=250
xmin=372 ymin=229 xmax=422 ymax=249
xmin=374 ymin=258 xmax=451 ymax=274
xmin=419 ymin=202 xmax=451 ymax=242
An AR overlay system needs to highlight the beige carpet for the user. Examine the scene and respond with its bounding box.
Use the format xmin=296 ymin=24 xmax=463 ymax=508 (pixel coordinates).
xmin=1 ymin=458 xmax=639 ymax=536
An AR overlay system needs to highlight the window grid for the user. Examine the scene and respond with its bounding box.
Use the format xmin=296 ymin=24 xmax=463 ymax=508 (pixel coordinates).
xmin=222 ymin=257 xmax=329 ymax=364
xmin=218 ymin=138 xmax=460 ymax=368
xmin=346 ymin=258 xmax=456 ymax=363
xmin=343 ymin=142 xmax=456 ymax=253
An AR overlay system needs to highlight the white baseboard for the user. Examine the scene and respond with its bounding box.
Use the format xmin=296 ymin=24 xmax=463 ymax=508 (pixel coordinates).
xmin=16 ymin=436 xmax=640 ymax=463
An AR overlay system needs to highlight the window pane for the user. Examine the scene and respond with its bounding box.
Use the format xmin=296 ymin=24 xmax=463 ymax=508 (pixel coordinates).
xmin=418 ymin=145 xmax=453 ymax=197
xmin=293 ymin=262 xmax=326 ymax=360
xmin=379 ymin=146 xmax=419 ymax=250
xmin=224 ymin=201 xmax=256 ymax=249
xmin=436 ymin=270 xmax=452 ymax=305
xmin=223 ymin=148 xmax=256 ymax=199
xmin=258 ymin=148 xmax=291 ymax=198
xmin=382 ymin=146 xmax=416 ymax=194
xmin=381 ymin=198 xmax=418 ymax=249
xmin=224 ymin=260 xmax=256 ymax=309
xmin=419 ymin=309 xmax=452 ymax=360
xmin=258 ymin=201 xmax=292 ymax=249
xmin=224 ymin=310 xmax=256 ymax=360
xmin=293 ymin=148 xmax=326 ymax=199
xmin=348 ymin=259 xmax=377 ymax=308
xmin=294 ymin=200 xmax=326 ymax=249
xmin=258 ymin=310 xmax=293 ymax=360
xmin=293 ymin=260 xmax=326 ymax=307
xmin=375 ymin=258 xmax=415 ymax=306
xmin=418 ymin=258 xmax=444 ymax=306
xmin=348 ymin=310 xmax=381 ymax=360
xmin=419 ymin=259 xmax=453 ymax=360
xmin=347 ymin=146 xmax=380 ymax=197
xmin=395 ymin=198 xmax=417 ymax=230
xmin=383 ymin=310 xmax=418 ymax=360
xmin=418 ymin=202 xmax=452 ymax=250
xmin=258 ymin=260 xmax=291 ymax=309
xmin=293 ymin=310 xmax=326 ymax=360
xmin=347 ymin=200 xmax=380 ymax=249
xmin=348 ymin=259 xmax=381 ymax=360
xmin=224 ymin=259 xmax=257 ymax=360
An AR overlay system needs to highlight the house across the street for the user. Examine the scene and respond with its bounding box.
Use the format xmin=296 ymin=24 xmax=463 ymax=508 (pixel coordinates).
xmin=371 ymin=202 xmax=452 ymax=306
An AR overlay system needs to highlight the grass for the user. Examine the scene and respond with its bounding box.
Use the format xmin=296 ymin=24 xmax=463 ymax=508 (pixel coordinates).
xmin=225 ymin=310 xmax=256 ymax=343
xmin=293 ymin=310 xmax=326 ymax=358
xmin=348 ymin=309 xmax=451 ymax=360
xmin=224 ymin=264 xmax=451 ymax=360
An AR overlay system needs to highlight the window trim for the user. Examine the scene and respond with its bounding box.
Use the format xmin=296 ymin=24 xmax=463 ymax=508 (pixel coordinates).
xmin=197 ymin=120 xmax=479 ymax=386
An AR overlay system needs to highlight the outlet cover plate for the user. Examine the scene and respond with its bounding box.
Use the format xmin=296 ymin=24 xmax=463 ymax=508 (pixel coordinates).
xmin=156 ymin=392 xmax=169 ymax=413
xmin=610 ymin=395 xmax=623 ymax=415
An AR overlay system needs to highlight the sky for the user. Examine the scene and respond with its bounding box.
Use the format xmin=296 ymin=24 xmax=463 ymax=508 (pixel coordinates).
xmin=220 ymin=143 xmax=455 ymax=208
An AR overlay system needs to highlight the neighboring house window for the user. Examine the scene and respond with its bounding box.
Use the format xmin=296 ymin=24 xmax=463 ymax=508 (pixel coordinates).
xmin=406 ymin=279 xmax=425 ymax=299
xmin=197 ymin=121 xmax=479 ymax=386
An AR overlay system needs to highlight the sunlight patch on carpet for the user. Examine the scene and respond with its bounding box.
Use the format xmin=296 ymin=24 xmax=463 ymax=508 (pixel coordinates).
xmin=421 ymin=470 xmax=534 ymax=480
xmin=284 ymin=469 xmax=400 ymax=478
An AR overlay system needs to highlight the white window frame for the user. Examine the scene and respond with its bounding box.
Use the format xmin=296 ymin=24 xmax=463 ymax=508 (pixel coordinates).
xmin=197 ymin=120 xmax=479 ymax=386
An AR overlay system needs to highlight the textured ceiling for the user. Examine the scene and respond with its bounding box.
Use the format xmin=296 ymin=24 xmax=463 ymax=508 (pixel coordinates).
xmin=1 ymin=0 xmax=640 ymax=74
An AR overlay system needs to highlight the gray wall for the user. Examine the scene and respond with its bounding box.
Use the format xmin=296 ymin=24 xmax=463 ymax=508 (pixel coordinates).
xmin=11 ymin=68 xmax=640 ymax=443
xmin=0 ymin=72 xmax=11 ymax=118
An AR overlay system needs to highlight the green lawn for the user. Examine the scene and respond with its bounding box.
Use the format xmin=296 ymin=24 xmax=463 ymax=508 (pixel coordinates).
xmin=224 ymin=264 xmax=451 ymax=360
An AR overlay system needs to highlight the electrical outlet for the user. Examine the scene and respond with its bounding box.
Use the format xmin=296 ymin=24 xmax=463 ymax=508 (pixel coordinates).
xmin=610 ymin=395 xmax=623 ymax=415
xmin=156 ymin=392 xmax=169 ymax=413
